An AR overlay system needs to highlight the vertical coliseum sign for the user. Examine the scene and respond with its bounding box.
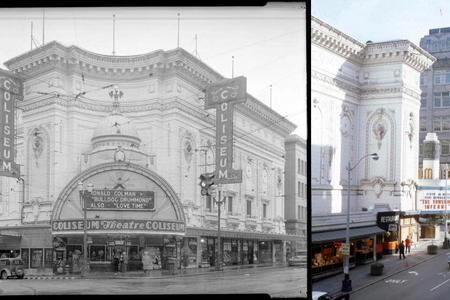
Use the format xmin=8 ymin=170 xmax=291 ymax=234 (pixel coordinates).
xmin=205 ymin=76 xmax=246 ymax=184
xmin=0 ymin=71 xmax=22 ymax=178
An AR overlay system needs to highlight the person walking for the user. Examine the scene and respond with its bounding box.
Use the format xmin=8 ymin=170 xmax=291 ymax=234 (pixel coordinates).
xmin=399 ymin=240 xmax=406 ymax=259
xmin=405 ymin=236 xmax=411 ymax=254
xmin=142 ymin=251 xmax=152 ymax=276
xmin=113 ymin=251 xmax=119 ymax=275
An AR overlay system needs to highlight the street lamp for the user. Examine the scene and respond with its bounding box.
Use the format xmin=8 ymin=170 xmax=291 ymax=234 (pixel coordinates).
xmin=342 ymin=153 xmax=379 ymax=292
xmin=78 ymin=181 xmax=93 ymax=277
xmin=215 ymin=184 xmax=225 ymax=271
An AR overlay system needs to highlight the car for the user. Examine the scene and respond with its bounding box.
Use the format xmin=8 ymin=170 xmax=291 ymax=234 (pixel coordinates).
xmin=312 ymin=291 xmax=350 ymax=300
xmin=0 ymin=258 xmax=25 ymax=279
xmin=288 ymin=254 xmax=306 ymax=266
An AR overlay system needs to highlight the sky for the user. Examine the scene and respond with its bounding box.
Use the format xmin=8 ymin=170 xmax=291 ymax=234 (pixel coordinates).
xmin=0 ymin=4 xmax=306 ymax=139
xmin=312 ymin=0 xmax=450 ymax=46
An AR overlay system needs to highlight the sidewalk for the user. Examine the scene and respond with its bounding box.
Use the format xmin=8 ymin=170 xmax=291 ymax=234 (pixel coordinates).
xmin=313 ymin=237 xmax=448 ymax=294
xmin=24 ymin=263 xmax=286 ymax=280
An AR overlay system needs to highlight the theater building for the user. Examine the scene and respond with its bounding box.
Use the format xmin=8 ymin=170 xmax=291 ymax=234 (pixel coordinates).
xmin=0 ymin=41 xmax=299 ymax=275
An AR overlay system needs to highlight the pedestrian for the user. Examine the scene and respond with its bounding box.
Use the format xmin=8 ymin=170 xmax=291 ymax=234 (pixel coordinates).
xmin=399 ymin=240 xmax=406 ymax=259
xmin=113 ymin=252 xmax=119 ymax=275
xmin=142 ymin=251 xmax=152 ymax=276
xmin=405 ymin=236 xmax=411 ymax=254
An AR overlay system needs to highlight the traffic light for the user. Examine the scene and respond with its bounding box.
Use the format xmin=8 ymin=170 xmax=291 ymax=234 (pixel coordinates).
xmin=199 ymin=173 xmax=215 ymax=196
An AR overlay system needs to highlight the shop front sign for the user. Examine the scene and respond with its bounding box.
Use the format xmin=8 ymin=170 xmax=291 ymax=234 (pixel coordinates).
xmin=417 ymin=189 xmax=450 ymax=211
xmin=52 ymin=219 xmax=185 ymax=233
xmin=85 ymin=189 xmax=155 ymax=211
xmin=376 ymin=211 xmax=400 ymax=231
xmin=204 ymin=76 xmax=247 ymax=185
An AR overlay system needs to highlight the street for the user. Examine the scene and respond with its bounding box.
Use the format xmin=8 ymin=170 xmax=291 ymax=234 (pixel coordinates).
xmin=0 ymin=266 xmax=306 ymax=297
xmin=351 ymin=251 xmax=450 ymax=300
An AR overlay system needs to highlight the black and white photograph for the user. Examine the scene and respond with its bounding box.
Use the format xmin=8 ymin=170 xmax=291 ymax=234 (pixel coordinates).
xmin=0 ymin=3 xmax=306 ymax=297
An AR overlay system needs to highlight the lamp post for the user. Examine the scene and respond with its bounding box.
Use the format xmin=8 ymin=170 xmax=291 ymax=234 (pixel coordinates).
xmin=342 ymin=153 xmax=379 ymax=292
xmin=215 ymin=184 xmax=225 ymax=271
xmin=78 ymin=181 xmax=93 ymax=277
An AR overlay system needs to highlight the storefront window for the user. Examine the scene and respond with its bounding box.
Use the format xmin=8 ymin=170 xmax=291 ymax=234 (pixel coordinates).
xmin=21 ymin=248 xmax=30 ymax=269
xmin=181 ymin=238 xmax=197 ymax=268
xmin=31 ymin=248 xmax=43 ymax=268
xmin=259 ymin=241 xmax=272 ymax=264
xmin=44 ymin=248 xmax=53 ymax=268
xmin=355 ymin=238 xmax=374 ymax=264
xmin=128 ymin=246 xmax=140 ymax=262
xmin=312 ymin=242 xmax=345 ymax=276
xmin=223 ymin=239 xmax=232 ymax=266
xmin=89 ymin=245 xmax=106 ymax=261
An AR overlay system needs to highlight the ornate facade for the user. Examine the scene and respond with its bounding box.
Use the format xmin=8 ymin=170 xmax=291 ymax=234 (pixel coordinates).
xmin=0 ymin=41 xmax=299 ymax=274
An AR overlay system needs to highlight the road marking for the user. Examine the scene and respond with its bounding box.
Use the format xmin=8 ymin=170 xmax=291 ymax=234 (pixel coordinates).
xmin=430 ymin=279 xmax=450 ymax=292
xmin=385 ymin=279 xmax=408 ymax=284
xmin=408 ymin=271 xmax=418 ymax=276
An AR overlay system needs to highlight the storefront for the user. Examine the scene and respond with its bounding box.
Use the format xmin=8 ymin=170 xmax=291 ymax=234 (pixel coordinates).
xmin=50 ymin=162 xmax=187 ymax=274
xmin=377 ymin=211 xmax=400 ymax=254
xmin=312 ymin=226 xmax=385 ymax=279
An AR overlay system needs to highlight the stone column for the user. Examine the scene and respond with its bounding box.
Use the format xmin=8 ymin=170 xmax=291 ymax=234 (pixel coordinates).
xmin=373 ymin=235 xmax=377 ymax=262
xmin=282 ymin=240 xmax=287 ymax=264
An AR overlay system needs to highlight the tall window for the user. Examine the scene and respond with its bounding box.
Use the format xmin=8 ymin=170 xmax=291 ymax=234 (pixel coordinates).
xmin=443 ymin=116 xmax=450 ymax=131
xmin=246 ymin=200 xmax=252 ymax=217
xmin=421 ymin=94 xmax=427 ymax=108
xmin=227 ymin=196 xmax=233 ymax=213
xmin=444 ymin=92 xmax=450 ymax=107
xmin=206 ymin=195 xmax=212 ymax=212
xmin=443 ymin=140 xmax=450 ymax=155
xmin=297 ymin=206 xmax=301 ymax=220
xmin=420 ymin=117 xmax=427 ymax=131
xmin=435 ymin=73 xmax=441 ymax=85
xmin=298 ymin=181 xmax=301 ymax=197
xmin=297 ymin=159 xmax=301 ymax=174
xmin=434 ymin=116 xmax=441 ymax=131
xmin=435 ymin=93 xmax=442 ymax=107
xmin=304 ymin=161 xmax=307 ymax=176
xmin=263 ymin=203 xmax=267 ymax=218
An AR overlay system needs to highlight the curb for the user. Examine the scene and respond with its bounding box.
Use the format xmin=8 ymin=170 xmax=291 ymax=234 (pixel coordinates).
xmin=24 ymin=276 xmax=76 ymax=280
xmin=349 ymin=249 xmax=448 ymax=294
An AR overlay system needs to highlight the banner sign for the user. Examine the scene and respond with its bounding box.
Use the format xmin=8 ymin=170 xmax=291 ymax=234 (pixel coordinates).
xmin=204 ymin=76 xmax=247 ymax=184
xmin=417 ymin=189 xmax=450 ymax=211
xmin=0 ymin=74 xmax=22 ymax=178
xmin=85 ymin=190 xmax=155 ymax=211
xmin=376 ymin=211 xmax=400 ymax=231
xmin=52 ymin=219 xmax=186 ymax=233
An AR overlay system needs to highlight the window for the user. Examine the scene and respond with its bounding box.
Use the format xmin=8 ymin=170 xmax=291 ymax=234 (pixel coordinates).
xmin=420 ymin=117 xmax=427 ymax=131
xmin=298 ymin=181 xmax=301 ymax=197
xmin=304 ymin=161 xmax=307 ymax=176
xmin=246 ymin=200 xmax=252 ymax=217
xmin=227 ymin=196 xmax=233 ymax=213
xmin=419 ymin=143 xmax=423 ymax=155
xmin=443 ymin=92 xmax=450 ymax=107
xmin=44 ymin=248 xmax=53 ymax=268
xmin=421 ymin=74 xmax=427 ymax=86
xmin=263 ymin=203 xmax=267 ymax=218
xmin=206 ymin=195 xmax=212 ymax=212
xmin=297 ymin=159 xmax=301 ymax=174
xmin=435 ymin=73 xmax=441 ymax=84
xmin=89 ymin=245 xmax=106 ymax=262
xmin=298 ymin=206 xmax=301 ymax=220
xmin=421 ymin=94 xmax=427 ymax=108
xmin=434 ymin=117 xmax=441 ymax=131
xmin=435 ymin=93 xmax=442 ymax=107
xmin=446 ymin=70 xmax=450 ymax=83
xmin=21 ymin=248 xmax=29 ymax=269
xmin=443 ymin=116 xmax=450 ymax=131
xmin=443 ymin=140 xmax=450 ymax=155
xmin=30 ymin=248 xmax=43 ymax=268
xmin=303 ymin=183 xmax=306 ymax=198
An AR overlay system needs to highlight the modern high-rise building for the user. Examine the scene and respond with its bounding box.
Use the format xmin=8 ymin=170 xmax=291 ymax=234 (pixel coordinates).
xmin=419 ymin=27 xmax=450 ymax=178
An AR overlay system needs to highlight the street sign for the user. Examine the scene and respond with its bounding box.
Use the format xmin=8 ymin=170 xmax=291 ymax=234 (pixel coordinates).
xmin=204 ymin=76 xmax=247 ymax=185
xmin=341 ymin=243 xmax=350 ymax=256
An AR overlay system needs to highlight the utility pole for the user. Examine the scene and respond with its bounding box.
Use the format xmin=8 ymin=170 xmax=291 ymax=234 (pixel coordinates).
xmin=216 ymin=184 xmax=224 ymax=271
xmin=112 ymin=14 xmax=116 ymax=56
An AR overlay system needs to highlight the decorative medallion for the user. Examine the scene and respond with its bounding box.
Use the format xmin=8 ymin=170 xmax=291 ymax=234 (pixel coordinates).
xmin=113 ymin=145 xmax=126 ymax=162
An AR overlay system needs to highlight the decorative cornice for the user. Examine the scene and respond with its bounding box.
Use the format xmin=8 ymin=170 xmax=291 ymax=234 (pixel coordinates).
xmin=311 ymin=16 xmax=364 ymax=64
xmin=312 ymin=70 xmax=361 ymax=95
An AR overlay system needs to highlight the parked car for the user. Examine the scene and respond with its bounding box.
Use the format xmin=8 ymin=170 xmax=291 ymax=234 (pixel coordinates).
xmin=288 ymin=254 xmax=306 ymax=266
xmin=0 ymin=258 xmax=25 ymax=279
xmin=312 ymin=291 xmax=350 ymax=300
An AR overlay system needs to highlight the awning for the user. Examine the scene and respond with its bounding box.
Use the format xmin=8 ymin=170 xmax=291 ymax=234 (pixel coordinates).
xmin=186 ymin=227 xmax=302 ymax=242
xmin=312 ymin=226 xmax=385 ymax=244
